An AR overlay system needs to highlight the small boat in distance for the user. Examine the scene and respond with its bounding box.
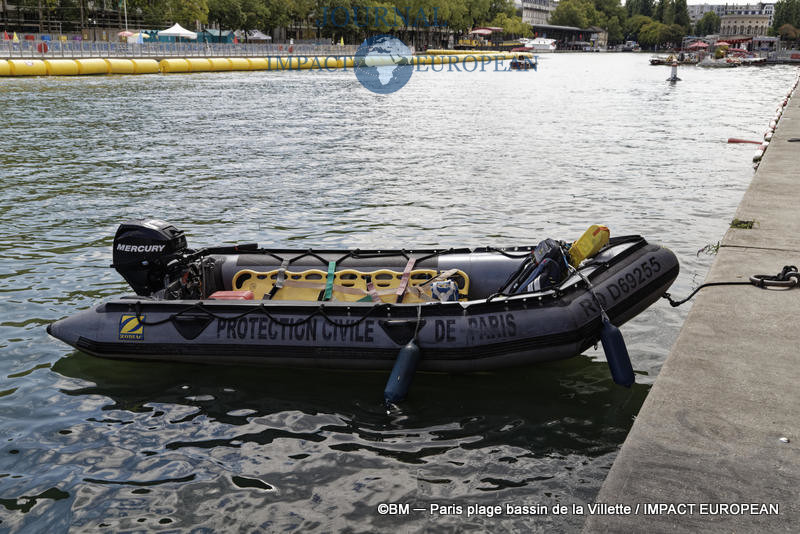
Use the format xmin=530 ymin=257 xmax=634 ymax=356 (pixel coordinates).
xmin=510 ymin=54 xmax=537 ymax=70
xmin=621 ymin=40 xmax=641 ymax=52
xmin=698 ymin=56 xmax=739 ymax=68
xmin=650 ymin=55 xmax=674 ymax=65
xmin=650 ymin=53 xmax=698 ymax=65
xmin=519 ymin=38 xmax=557 ymax=52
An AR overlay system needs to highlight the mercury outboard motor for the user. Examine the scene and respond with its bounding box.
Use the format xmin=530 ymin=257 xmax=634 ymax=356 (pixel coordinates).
xmin=112 ymin=219 xmax=188 ymax=296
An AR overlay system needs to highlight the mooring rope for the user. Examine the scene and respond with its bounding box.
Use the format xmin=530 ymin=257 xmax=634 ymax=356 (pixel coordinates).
xmin=133 ymin=300 xmax=393 ymax=329
xmin=662 ymin=265 xmax=799 ymax=307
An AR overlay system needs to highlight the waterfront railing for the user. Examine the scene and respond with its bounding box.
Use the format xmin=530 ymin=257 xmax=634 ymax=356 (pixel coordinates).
xmin=0 ymin=40 xmax=359 ymax=59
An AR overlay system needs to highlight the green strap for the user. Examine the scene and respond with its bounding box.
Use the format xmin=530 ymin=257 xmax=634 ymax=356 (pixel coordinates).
xmin=323 ymin=260 xmax=336 ymax=301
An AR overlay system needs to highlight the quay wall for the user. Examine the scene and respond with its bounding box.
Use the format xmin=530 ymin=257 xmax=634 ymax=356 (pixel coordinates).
xmin=583 ymin=71 xmax=800 ymax=533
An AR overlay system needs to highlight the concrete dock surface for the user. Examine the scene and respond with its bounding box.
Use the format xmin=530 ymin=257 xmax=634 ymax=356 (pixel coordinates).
xmin=584 ymin=77 xmax=800 ymax=533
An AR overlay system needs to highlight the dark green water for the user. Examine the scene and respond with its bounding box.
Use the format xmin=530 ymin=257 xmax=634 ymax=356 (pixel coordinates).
xmin=1 ymin=55 xmax=796 ymax=532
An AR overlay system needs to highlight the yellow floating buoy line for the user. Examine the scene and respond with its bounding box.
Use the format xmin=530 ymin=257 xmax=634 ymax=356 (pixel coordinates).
xmin=0 ymin=58 xmax=159 ymax=76
xmin=0 ymin=52 xmax=533 ymax=77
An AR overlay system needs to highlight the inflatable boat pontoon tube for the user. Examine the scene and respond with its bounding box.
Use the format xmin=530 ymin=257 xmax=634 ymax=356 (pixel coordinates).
xmin=48 ymin=220 xmax=679 ymax=393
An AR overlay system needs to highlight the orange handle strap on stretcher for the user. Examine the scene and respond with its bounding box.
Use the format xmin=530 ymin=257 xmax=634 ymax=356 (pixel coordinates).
xmin=396 ymin=257 xmax=416 ymax=303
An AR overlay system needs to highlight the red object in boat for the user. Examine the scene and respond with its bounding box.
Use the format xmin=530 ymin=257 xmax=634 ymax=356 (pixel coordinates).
xmin=209 ymin=291 xmax=254 ymax=300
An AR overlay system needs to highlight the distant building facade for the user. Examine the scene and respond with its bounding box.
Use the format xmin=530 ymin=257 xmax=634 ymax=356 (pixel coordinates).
xmin=719 ymin=14 xmax=771 ymax=36
xmin=688 ymin=3 xmax=776 ymax=27
xmin=522 ymin=0 xmax=557 ymax=26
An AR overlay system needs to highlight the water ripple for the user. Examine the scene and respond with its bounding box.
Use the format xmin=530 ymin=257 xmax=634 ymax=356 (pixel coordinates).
xmin=0 ymin=54 xmax=796 ymax=532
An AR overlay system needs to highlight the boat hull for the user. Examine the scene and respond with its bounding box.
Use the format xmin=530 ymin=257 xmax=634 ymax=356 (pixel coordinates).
xmin=48 ymin=240 xmax=678 ymax=371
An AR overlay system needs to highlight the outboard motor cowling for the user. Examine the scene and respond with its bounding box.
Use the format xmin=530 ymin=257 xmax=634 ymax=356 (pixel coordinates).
xmin=112 ymin=219 xmax=188 ymax=296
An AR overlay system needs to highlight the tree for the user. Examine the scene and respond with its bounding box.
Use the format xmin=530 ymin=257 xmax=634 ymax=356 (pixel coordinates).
xmin=778 ymin=22 xmax=798 ymax=39
xmin=667 ymin=22 xmax=684 ymax=43
xmin=208 ymin=0 xmax=241 ymax=35
xmin=694 ymin=11 xmax=720 ymax=36
xmin=263 ymin=0 xmax=289 ymax=32
xmin=661 ymin=0 xmax=675 ymax=25
xmin=673 ymin=0 xmax=690 ymax=30
xmin=606 ymin=14 xmax=623 ymax=42
xmin=169 ymin=0 xmax=209 ymax=27
xmin=240 ymin=0 xmax=270 ymax=37
xmin=773 ymin=0 xmax=800 ymax=35
xmin=488 ymin=12 xmax=532 ymax=37
xmin=625 ymin=14 xmax=652 ymax=40
xmin=549 ymin=0 xmax=592 ymax=28
xmin=638 ymin=17 xmax=684 ymax=47
xmin=654 ymin=0 xmax=665 ymax=22
xmin=550 ymin=0 xmax=626 ymax=44
xmin=628 ymin=0 xmax=654 ymax=18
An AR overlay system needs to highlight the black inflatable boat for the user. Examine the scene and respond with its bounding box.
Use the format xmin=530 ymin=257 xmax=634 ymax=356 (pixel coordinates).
xmin=48 ymin=220 xmax=678 ymax=396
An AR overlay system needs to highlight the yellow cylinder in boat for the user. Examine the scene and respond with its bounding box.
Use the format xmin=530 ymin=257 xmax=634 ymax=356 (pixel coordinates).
xmin=8 ymin=59 xmax=47 ymax=76
xmin=0 ymin=60 xmax=9 ymax=76
xmin=131 ymin=59 xmax=159 ymax=74
xmin=159 ymin=58 xmax=190 ymax=73
xmin=569 ymin=225 xmax=610 ymax=267
xmin=341 ymin=57 xmax=354 ymax=68
xmin=248 ymin=57 xmax=268 ymax=70
xmin=104 ymin=58 xmax=135 ymax=74
xmin=185 ymin=58 xmax=212 ymax=72
xmin=229 ymin=57 xmax=251 ymax=70
xmin=44 ymin=59 xmax=79 ymax=76
xmin=209 ymin=58 xmax=232 ymax=71
xmin=75 ymin=58 xmax=109 ymax=75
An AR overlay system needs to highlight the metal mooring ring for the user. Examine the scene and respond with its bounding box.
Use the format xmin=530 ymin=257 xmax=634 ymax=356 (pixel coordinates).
xmin=750 ymin=274 xmax=798 ymax=288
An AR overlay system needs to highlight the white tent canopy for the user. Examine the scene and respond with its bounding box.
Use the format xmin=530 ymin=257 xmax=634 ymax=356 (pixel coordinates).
xmin=158 ymin=23 xmax=197 ymax=40
xmin=245 ymin=29 xmax=272 ymax=41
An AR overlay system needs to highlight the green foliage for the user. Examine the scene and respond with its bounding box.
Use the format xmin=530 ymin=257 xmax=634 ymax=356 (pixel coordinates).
xmin=694 ymin=11 xmax=720 ymax=36
xmin=673 ymin=0 xmax=690 ymax=29
xmin=654 ymin=0 xmax=665 ymax=22
xmin=208 ymin=0 xmax=242 ymax=30
xmin=626 ymin=0 xmax=653 ymax=18
xmin=625 ymin=14 xmax=653 ymax=40
xmin=773 ymin=0 xmax=800 ymax=36
xmin=168 ymin=0 xmax=209 ymax=27
xmin=661 ymin=0 xmax=674 ymax=25
xmin=606 ymin=15 xmax=623 ymax=42
xmin=549 ymin=0 xmax=626 ymax=43
xmin=126 ymin=0 xmax=208 ymax=27
xmin=488 ymin=12 xmax=532 ymax=37
xmin=241 ymin=0 xmax=270 ymax=33
xmin=628 ymin=0 xmax=686 ymax=44
xmin=549 ymin=0 xmax=592 ymax=28
xmin=637 ymin=18 xmax=683 ymax=46
xmin=730 ymin=218 xmax=755 ymax=229
xmin=778 ymin=23 xmax=798 ymax=39
xmin=8 ymin=0 xmax=686 ymax=47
